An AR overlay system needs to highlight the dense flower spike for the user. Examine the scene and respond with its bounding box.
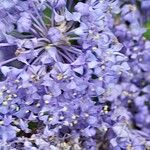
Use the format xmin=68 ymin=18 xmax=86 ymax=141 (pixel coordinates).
xmin=0 ymin=0 xmax=149 ymax=149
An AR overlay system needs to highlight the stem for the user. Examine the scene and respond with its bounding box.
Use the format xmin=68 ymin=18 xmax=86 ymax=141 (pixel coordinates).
xmin=68 ymin=37 xmax=79 ymax=40
xmin=23 ymin=48 xmax=44 ymax=70
xmin=44 ymin=15 xmax=51 ymax=24
xmin=0 ymin=57 xmax=17 ymax=66
xmin=51 ymin=9 xmax=55 ymax=27
xmin=32 ymin=51 xmax=44 ymax=65
xmin=68 ymin=0 xmax=74 ymax=11
xmin=0 ymin=43 xmax=16 ymax=47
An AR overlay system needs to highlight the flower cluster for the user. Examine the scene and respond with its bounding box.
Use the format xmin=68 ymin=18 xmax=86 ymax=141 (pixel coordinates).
xmin=0 ymin=0 xmax=149 ymax=149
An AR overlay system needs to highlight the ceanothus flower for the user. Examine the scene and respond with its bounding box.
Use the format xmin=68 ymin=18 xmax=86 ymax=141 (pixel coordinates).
xmin=0 ymin=0 xmax=149 ymax=149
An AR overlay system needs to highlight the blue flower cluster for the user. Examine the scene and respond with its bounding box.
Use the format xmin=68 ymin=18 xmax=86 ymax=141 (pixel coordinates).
xmin=0 ymin=0 xmax=149 ymax=149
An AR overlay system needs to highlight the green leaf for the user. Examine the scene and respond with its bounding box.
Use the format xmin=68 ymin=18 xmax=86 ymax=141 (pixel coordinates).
xmin=144 ymin=20 xmax=150 ymax=39
xmin=28 ymin=121 xmax=38 ymax=130
xmin=144 ymin=29 xmax=150 ymax=39
xmin=43 ymin=7 xmax=52 ymax=17
xmin=43 ymin=7 xmax=52 ymax=25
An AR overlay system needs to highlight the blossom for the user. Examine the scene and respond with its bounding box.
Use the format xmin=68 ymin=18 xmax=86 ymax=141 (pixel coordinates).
xmin=0 ymin=0 xmax=149 ymax=149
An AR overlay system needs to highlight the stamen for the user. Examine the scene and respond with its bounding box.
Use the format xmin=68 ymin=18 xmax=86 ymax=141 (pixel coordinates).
xmin=59 ymin=46 xmax=81 ymax=55
xmin=32 ymin=23 xmax=45 ymax=37
xmin=30 ymin=28 xmax=40 ymax=37
xmin=31 ymin=14 xmax=45 ymax=32
xmin=38 ymin=38 xmax=51 ymax=43
xmin=63 ymin=50 xmax=74 ymax=61
xmin=71 ymin=47 xmax=82 ymax=53
xmin=58 ymin=51 xmax=72 ymax=63
xmin=57 ymin=73 xmax=64 ymax=80
xmin=32 ymin=2 xmax=47 ymax=32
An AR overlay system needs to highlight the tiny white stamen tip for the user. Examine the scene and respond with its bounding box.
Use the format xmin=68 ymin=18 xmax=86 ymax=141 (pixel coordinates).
xmin=60 ymin=116 xmax=64 ymax=120
xmin=15 ymin=80 xmax=20 ymax=83
xmin=92 ymin=47 xmax=97 ymax=51
xmin=98 ymin=77 xmax=103 ymax=81
xmin=71 ymin=115 xmax=76 ymax=120
xmin=48 ymin=117 xmax=53 ymax=121
xmin=36 ymin=103 xmax=41 ymax=107
xmin=2 ymin=101 xmax=8 ymax=106
xmin=0 ymin=92 xmax=3 ymax=96
xmin=16 ymin=107 xmax=19 ymax=111
xmin=6 ymin=90 xmax=11 ymax=93
xmin=44 ymin=100 xmax=49 ymax=104
xmin=62 ymin=106 xmax=68 ymax=112
xmin=63 ymin=121 xmax=69 ymax=126
xmin=13 ymin=94 xmax=17 ymax=98
xmin=1 ymin=86 xmax=6 ymax=90
xmin=0 ymin=121 xmax=4 ymax=125
xmin=73 ymin=120 xmax=78 ymax=124
xmin=84 ymin=113 xmax=89 ymax=117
